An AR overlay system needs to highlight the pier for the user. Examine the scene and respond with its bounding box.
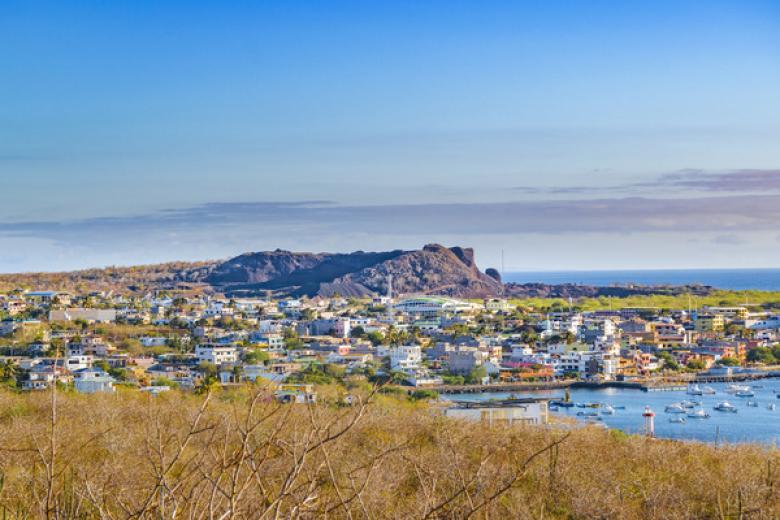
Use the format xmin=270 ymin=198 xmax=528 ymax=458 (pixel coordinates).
xmin=415 ymin=372 xmax=780 ymax=395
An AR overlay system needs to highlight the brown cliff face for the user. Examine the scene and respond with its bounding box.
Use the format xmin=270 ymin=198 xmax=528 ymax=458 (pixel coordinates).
xmin=205 ymin=244 xmax=503 ymax=298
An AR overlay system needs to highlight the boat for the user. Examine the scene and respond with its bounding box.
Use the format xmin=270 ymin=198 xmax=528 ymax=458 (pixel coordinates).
xmin=550 ymin=400 xmax=575 ymax=408
xmin=687 ymin=384 xmax=703 ymax=396
xmin=702 ymin=386 xmax=717 ymax=395
xmin=735 ymin=389 xmax=755 ymax=398
xmin=577 ymin=411 xmax=599 ymax=417
xmin=726 ymin=384 xmax=751 ymax=394
xmin=612 ymin=405 xmax=626 ymax=410
xmin=768 ymin=403 xmax=776 ymax=411
xmin=687 ymin=408 xmax=710 ymax=419
xmin=747 ymin=401 xmax=759 ymax=407
xmin=601 ymin=404 xmax=615 ymax=415
xmin=714 ymin=401 xmax=738 ymax=413
xmin=665 ymin=403 xmax=686 ymax=414
xmin=669 ymin=416 xmax=686 ymax=423
xmin=680 ymin=399 xmax=700 ymax=408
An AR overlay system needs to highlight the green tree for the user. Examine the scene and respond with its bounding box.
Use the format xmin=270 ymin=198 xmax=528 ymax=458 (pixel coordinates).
xmin=244 ymin=349 xmax=270 ymax=365
xmin=686 ymin=359 xmax=706 ymax=370
xmin=198 ymin=361 xmax=219 ymax=380
xmin=717 ymin=356 xmax=740 ymax=367
xmin=366 ymin=331 xmax=384 ymax=346
xmin=656 ymin=351 xmax=680 ymax=371
xmin=746 ymin=347 xmax=777 ymax=364
xmin=151 ymin=376 xmax=179 ymax=389
xmin=465 ymin=365 xmax=488 ymax=384
xmin=0 ymin=360 xmax=18 ymax=387
xmin=283 ymin=327 xmax=304 ymax=350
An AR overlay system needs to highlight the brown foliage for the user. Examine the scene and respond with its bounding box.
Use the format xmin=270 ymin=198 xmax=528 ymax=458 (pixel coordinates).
xmin=0 ymin=387 xmax=777 ymax=519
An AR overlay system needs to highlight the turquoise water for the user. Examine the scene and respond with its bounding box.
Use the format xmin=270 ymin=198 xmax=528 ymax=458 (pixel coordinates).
xmin=443 ymin=379 xmax=780 ymax=445
xmin=504 ymin=268 xmax=780 ymax=291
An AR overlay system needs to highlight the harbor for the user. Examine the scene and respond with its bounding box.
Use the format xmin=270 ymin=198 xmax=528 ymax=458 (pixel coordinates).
xmin=441 ymin=378 xmax=780 ymax=444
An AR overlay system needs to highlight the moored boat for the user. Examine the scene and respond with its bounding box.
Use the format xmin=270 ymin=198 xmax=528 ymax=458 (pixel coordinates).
xmin=665 ymin=403 xmax=686 ymax=414
xmin=726 ymin=384 xmax=751 ymax=394
xmin=714 ymin=401 xmax=738 ymax=413
xmin=687 ymin=408 xmax=710 ymax=419
xmin=687 ymin=384 xmax=703 ymax=396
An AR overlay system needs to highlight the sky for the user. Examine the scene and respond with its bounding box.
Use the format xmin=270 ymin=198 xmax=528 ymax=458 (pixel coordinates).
xmin=1 ymin=0 xmax=780 ymax=273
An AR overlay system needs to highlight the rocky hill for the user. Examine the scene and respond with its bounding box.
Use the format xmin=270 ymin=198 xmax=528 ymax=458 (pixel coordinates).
xmin=0 ymin=246 xmax=714 ymax=299
xmin=203 ymin=244 xmax=504 ymax=298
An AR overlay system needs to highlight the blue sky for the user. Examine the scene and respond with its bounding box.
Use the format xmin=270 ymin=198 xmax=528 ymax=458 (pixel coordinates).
xmin=1 ymin=1 xmax=779 ymax=272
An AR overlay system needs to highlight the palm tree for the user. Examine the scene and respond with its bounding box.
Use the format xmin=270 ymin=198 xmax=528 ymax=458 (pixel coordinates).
xmin=0 ymin=360 xmax=18 ymax=384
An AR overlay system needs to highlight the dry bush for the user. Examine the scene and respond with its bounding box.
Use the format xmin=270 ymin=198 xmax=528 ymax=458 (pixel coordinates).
xmin=0 ymin=387 xmax=777 ymax=519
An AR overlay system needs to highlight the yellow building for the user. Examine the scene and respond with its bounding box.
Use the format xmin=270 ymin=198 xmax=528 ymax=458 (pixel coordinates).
xmin=694 ymin=314 xmax=725 ymax=333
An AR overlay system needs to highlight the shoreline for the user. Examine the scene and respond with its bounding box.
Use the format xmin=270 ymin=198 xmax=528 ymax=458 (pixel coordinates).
xmin=420 ymin=372 xmax=780 ymax=395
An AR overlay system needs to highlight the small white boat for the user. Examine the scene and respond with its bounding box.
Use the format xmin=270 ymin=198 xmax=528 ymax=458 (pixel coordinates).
xmin=714 ymin=401 xmax=738 ymax=413
xmin=687 ymin=384 xmax=703 ymax=396
xmin=735 ymin=389 xmax=755 ymax=398
xmin=601 ymin=404 xmax=615 ymax=415
xmin=680 ymin=399 xmax=700 ymax=408
xmin=768 ymin=403 xmax=776 ymax=411
xmin=747 ymin=401 xmax=759 ymax=407
xmin=665 ymin=403 xmax=686 ymax=414
xmin=726 ymin=384 xmax=751 ymax=394
xmin=669 ymin=416 xmax=686 ymax=423
xmin=702 ymin=386 xmax=717 ymax=395
xmin=687 ymin=408 xmax=710 ymax=419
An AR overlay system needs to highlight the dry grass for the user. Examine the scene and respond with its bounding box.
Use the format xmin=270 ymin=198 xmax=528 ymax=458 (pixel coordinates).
xmin=0 ymin=386 xmax=777 ymax=519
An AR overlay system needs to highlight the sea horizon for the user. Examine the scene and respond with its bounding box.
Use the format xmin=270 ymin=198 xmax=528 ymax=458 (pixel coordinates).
xmin=504 ymin=267 xmax=780 ymax=291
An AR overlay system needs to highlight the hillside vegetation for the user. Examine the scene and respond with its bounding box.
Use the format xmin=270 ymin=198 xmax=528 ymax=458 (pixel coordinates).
xmin=0 ymin=261 xmax=216 ymax=295
xmin=0 ymin=386 xmax=778 ymax=519
xmin=512 ymin=289 xmax=780 ymax=312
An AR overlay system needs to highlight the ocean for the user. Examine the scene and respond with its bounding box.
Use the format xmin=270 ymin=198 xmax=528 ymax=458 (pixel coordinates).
xmin=503 ymin=268 xmax=780 ymax=291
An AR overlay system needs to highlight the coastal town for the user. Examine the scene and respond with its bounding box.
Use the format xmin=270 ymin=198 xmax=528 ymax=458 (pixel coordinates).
xmin=2 ymin=280 xmax=779 ymax=401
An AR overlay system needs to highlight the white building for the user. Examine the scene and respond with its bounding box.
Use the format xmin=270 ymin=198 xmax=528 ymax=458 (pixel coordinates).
xmin=64 ymin=355 xmax=93 ymax=371
xmin=748 ymin=316 xmax=780 ymax=330
xmin=394 ymin=297 xmax=477 ymax=317
xmin=510 ymin=344 xmax=534 ymax=360
xmin=195 ymin=344 xmax=238 ymax=365
xmin=49 ymin=308 xmax=117 ymax=323
xmin=140 ymin=336 xmax=168 ymax=347
xmin=388 ymin=345 xmax=422 ymax=372
xmin=73 ymin=368 xmax=116 ymax=394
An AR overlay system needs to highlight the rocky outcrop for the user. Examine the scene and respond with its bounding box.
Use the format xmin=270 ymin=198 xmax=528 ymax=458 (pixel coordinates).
xmin=205 ymin=244 xmax=504 ymax=298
